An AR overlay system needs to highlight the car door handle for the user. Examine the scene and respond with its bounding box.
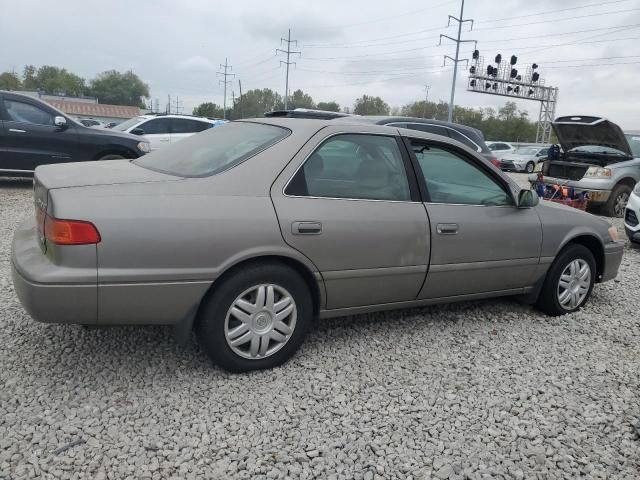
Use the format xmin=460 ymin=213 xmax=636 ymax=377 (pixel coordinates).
xmin=160 ymin=138 xmax=170 ymax=142
xmin=436 ymin=223 xmax=459 ymax=235
xmin=9 ymin=128 xmax=26 ymax=133
xmin=292 ymin=221 xmax=322 ymax=235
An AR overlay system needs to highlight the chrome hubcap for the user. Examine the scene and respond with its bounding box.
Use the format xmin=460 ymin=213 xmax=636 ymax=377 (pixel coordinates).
xmin=224 ymin=284 xmax=297 ymax=360
xmin=614 ymin=192 xmax=629 ymax=217
xmin=557 ymin=259 xmax=591 ymax=310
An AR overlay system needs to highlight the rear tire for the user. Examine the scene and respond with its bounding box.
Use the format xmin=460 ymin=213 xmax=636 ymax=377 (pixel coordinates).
xmin=536 ymin=244 xmax=596 ymax=316
xmin=195 ymin=262 xmax=312 ymax=372
xmin=603 ymin=183 xmax=631 ymax=218
xmin=525 ymin=161 xmax=535 ymax=173
xmin=99 ymin=154 xmax=125 ymax=160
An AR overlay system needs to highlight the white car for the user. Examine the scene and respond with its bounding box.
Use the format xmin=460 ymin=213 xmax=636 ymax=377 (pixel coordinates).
xmin=112 ymin=114 xmax=224 ymax=150
xmin=624 ymin=182 xmax=640 ymax=243
xmin=487 ymin=141 xmax=516 ymax=159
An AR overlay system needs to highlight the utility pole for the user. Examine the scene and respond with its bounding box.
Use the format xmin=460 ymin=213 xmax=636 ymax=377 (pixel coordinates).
xmin=154 ymin=99 xmax=159 ymax=114
xmin=276 ymin=29 xmax=301 ymax=110
xmin=238 ymin=79 xmax=243 ymax=119
xmin=423 ymin=84 xmax=431 ymax=118
xmin=167 ymin=94 xmax=171 ymax=114
xmin=217 ymin=58 xmax=235 ymax=119
xmin=173 ymin=96 xmax=183 ymax=114
xmin=440 ymin=0 xmax=475 ymax=122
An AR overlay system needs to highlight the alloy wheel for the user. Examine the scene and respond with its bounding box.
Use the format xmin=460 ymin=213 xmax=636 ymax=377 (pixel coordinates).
xmin=557 ymin=259 xmax=591 ymax=310
xmin=224 ymin=284 xmax=297 ymax=359
xmin=614 ymin=192 xmax=629 ymax=218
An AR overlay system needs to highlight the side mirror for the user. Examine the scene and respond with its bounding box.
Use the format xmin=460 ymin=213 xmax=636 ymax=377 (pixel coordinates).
xmin=54 ymin=116 xmax=67 ymax=129
xmin=517 ymin=189 xmax=539 ymax=208
xmin=131 ymin=127 xmax=144 ymax=135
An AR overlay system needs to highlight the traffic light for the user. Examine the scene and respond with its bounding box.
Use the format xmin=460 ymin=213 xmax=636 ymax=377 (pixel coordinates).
xmin=510 ymin=55 xmax=517 ymax=65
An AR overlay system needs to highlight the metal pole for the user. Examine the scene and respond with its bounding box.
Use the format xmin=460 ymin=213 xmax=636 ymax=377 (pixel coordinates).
xmin=223 ymin=58 xmax=228 ymax=119
xmin=238 ymin=79 xmax=243 ymax=119
xmin=447 ymin=0 xmax=464 ymax=122
xmin=284 ymin=29 xmax=291 ymax=110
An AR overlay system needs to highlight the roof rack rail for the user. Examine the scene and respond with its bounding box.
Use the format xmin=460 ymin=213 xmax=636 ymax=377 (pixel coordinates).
xmin=264 ymin=108 xmax=352 ymax=120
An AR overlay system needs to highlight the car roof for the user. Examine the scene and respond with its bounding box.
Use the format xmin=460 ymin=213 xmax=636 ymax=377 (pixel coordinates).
xmin=335 ymin=115 xmax=485 ymax=139
xmin=138 ymin=113 xmax=220 ymax=122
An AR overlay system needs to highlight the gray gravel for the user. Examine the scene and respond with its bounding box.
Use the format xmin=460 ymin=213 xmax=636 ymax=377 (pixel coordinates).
xmin=1 ymin=174 xmax=639 ymax=479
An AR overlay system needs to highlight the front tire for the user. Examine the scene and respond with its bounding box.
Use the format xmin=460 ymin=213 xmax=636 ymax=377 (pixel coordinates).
xmin=536 ymin=244 xmax=596 ymax=316
xmin=604 ymin=183 xmax=631 ymax=218
xmin=195 ymin=262 xmax=312 ymax=372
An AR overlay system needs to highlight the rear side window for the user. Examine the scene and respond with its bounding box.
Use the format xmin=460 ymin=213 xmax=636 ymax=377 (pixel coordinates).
xmin=135 ymin=122 xmax=290 ymax=177
xmin=285 ymin=134 xmax=411 ymax=201
xmin=4 ymin=99 xmax=53 ymax=125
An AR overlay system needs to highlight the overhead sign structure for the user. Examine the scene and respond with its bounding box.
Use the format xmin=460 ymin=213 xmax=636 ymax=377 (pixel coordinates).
xmin=467 ymin=51 xmax=559 ymax=144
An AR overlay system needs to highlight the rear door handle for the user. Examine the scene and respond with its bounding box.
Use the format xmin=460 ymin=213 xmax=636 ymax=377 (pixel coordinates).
xmin=292 ymin=221 xmax=322 ymax=235
xmin=436 ymin=223 xmax=458 ymax=235
xmin=9 ymin=128 xmax=26 ymax=133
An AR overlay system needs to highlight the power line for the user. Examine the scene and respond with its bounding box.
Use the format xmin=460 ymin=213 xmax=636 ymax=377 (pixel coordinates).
xmin=305 ymin=26 xmax=447 ymax=48
xmin=276 ymin=29 xmax=300 ymax=110
xmin=475 ymin=0 xmax=634 ymax=23
xmin=335 ymin=0 xmax=455 ymax=29
xmin=440 ymin=0 xmax=475 ymax=122
xmin=216 ymin=58 xmax=234 ymax=119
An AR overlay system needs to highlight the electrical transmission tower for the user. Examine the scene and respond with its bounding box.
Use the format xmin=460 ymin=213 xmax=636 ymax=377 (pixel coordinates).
xmin=439 ymin=0 xmax=475 ymax=122
xmin=217 ymin=58 xmax=235 ymax=119
xmin=173 ymin=96 xmax=183 ymax=115
xmin=423 ymin=84 xmax=431 ymax=118
xmin=276 ymin=29 xmax=301 ymax=110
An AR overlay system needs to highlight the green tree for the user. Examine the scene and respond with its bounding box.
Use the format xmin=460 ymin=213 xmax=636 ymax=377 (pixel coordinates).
xmin=353 ymin=95 xmax=390 ymax=115
xmin=88 ymin=70 xmax=149 ymax=107
xmin=16 ymin=65 xmax=86 ymax=96
xmin=316 ymin=101 xmax=340 ymax=112
xmin=0 ymin=72 xmax=21 ymax=90
xmin=287 ymin=89 xmax=315 ymax=109
xmin=22 ymin=65 xmax=37 ymax=90
xmin=232 ymin=88 xmax=284 ymax=118
xmin=193 ymin=102 xmax=225 ymax=118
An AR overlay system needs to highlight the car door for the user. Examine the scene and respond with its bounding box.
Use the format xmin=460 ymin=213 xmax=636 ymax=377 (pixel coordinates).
xmin=404 ymin=136 xmax=542 ymax=299
xmin=170 ymin=118 xmax=210 ymax=144
xmin=138 ymin=118 xmax=171 ymax=150
xmin=1 ymin=96 xmax=78 ymax=171
xmin=271 ymin=127 xmax=430 ymax=310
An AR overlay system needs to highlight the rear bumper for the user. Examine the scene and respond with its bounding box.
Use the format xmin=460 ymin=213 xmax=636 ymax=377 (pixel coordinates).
xmin=601 ymin=241 xmax=625 ymax=282
xmin=11 ymin=220 xmax=97 ymax=324
xmin=528 ymin=174 xmax=612 ymax=205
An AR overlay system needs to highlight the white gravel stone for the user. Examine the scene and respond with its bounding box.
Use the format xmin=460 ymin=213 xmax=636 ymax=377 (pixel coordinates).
xmin=0 ymin=174 xmax=639 ymax=479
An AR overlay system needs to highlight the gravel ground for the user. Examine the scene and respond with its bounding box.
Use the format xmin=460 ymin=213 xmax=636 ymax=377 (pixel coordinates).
xmin=1 ymin=174 xmax=639 ymax=480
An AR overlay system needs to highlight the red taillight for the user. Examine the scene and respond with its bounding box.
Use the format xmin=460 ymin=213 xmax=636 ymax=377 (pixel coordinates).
xmin=489 ymin=157 xmax=501 ymax=168
xmin=44 ymin=216 xmax=101 ymax=245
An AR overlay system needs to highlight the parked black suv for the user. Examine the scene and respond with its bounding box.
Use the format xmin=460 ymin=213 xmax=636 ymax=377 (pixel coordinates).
xmin=0 ymin=91 xmax=150 ymax=177
xmin=265 ymin=109 xmax=499 ymax=166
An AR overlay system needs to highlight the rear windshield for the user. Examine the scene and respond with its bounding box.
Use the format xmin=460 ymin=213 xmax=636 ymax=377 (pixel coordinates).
xmin=134 ymin=121 xmax=290 ymax=177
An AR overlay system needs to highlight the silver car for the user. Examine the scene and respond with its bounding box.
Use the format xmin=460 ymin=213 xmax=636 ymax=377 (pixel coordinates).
xmin=11 ymin=119 xmax=624 ymax=372
xmin=500 ymin=146 xmax=550 ymax=173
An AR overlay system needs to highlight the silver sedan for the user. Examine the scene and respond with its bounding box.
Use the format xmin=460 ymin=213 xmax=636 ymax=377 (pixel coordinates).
xmin=12 ymin=119 xmax=624 ymax=371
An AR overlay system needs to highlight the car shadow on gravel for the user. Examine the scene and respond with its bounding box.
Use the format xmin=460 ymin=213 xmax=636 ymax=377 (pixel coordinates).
xmin=0 ymin=177 xmax=33 ymax=189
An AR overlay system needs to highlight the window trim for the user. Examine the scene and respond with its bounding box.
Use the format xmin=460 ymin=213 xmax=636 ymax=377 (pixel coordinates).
xmin=402 ymin=136 xmax=516 ymax=207
xmin=138 ymin=117 xmax=172 ymax=135
xmin=283 ymin=132 xmax=421 ymax=203
xmin=388 ymin=122 xmax=482 ymax=153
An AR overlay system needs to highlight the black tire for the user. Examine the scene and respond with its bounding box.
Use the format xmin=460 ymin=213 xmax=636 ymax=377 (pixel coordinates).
xmin=525 ymin=161 xmax=535 ymax=173
xmin=603 ymin=183 xmax=632 ymax=218
xmin=195 ymin=262 xmax=312 ymax=372
xmin=99 ymin=154 xmax=125 ymax=160
xmin=536 ymin=244 xmax=596 ymax=316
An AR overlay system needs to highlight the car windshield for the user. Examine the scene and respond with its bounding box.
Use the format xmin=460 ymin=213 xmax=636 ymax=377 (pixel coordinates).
xmin=113 ymin=116 xmax=145 ymax=131
xmin=568 ymin=144 xmax=627 ymax=155
xmin=514 ymin=147 xmax=539 ymax=155
xmin=625 ymin=134 xmax=640 ymax=158
xmin=134 ymin=121 xmax=290 ymax=177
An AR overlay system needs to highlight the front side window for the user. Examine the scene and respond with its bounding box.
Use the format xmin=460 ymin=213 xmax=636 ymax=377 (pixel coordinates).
xmin=171 ymin=118 xmax=210 ymax=134
xmin=410 ymin=140 xmax=512 ymax=206
xmin=4 ymin=99 xmax=53 ymax=125
xmin=135 ymin=121 xmax=290 ymax=177
xmin=286 ymin=134 xmax=411 ymax=201
xmin=139 ymin=118 xmax=171 ymax=135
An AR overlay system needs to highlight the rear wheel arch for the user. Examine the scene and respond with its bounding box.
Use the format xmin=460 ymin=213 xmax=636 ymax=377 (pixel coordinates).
xmin=197 ymin=255 xmax=322 ymax=323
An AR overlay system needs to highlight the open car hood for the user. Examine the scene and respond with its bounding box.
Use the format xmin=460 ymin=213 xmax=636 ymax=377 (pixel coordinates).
xmin=552 ymin=116 xmax=632 ymax=157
